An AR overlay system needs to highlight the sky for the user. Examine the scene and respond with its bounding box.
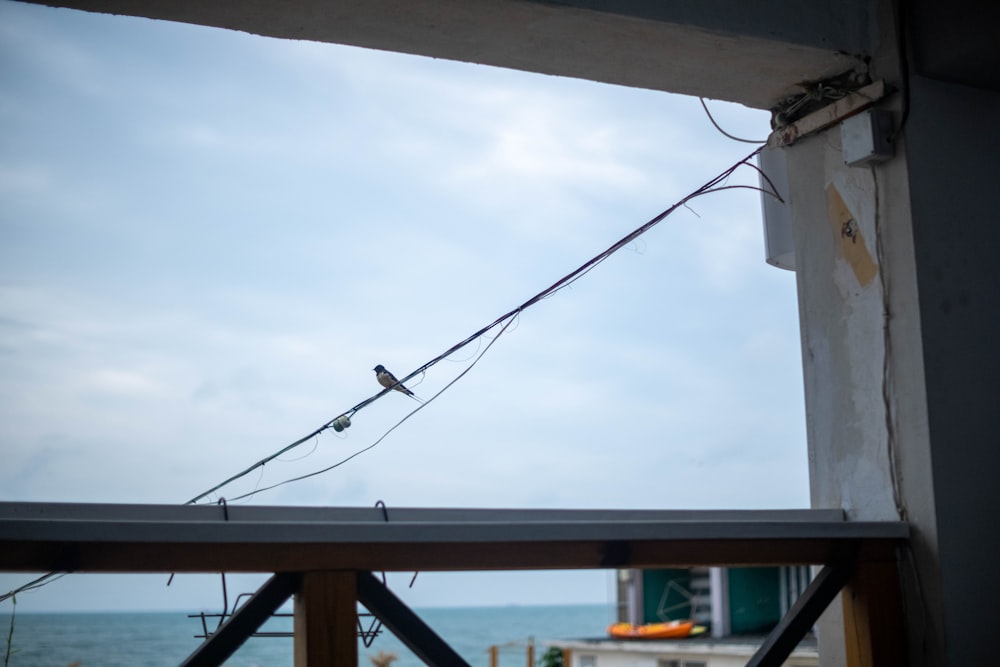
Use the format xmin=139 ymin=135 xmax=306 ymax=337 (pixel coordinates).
xmin=0 ymin=1 xmax=808 ymax=613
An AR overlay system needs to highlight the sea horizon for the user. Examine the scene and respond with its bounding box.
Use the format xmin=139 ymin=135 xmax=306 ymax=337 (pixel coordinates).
xmin=4 ymin=602 xmax=615 ymax=667
xmin=10 ymin=599 xmax=610 ymax=614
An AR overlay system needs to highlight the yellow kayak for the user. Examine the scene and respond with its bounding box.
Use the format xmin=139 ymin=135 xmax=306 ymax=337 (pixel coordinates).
xmin=607 ymin=621 xmax=707 ymax=640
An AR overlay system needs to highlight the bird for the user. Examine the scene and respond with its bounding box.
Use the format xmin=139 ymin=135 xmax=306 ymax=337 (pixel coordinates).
xmin=373 ymin=364 xmax=422 ymax=402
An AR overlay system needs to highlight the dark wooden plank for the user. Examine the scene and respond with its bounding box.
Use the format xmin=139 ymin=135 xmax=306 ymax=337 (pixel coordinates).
xmin=0 ymin=537 xmax=903 ymax=573
xmin=0 ymin=502 xmax=847 ymax=524
xmin=747 ymin=563 xmax=852 ymax=667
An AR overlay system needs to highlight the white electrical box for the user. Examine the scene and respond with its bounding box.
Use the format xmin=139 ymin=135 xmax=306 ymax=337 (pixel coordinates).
xmin=841 ymin=108 xmax=894 ymax=166
xmin=757 ymin=146 xmax=795 ymax=271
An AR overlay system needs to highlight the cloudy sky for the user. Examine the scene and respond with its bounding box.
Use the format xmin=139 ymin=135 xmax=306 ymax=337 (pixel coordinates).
xmin=0 ymin=1 xmax=808 ymax=612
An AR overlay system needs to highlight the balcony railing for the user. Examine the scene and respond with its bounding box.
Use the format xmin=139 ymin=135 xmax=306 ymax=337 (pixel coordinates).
xmin=0 ymin=502 xmax=907 ymax=666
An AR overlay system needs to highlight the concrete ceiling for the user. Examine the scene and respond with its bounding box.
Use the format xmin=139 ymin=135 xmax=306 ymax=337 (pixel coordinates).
xmin=19 ymin=0 xmax=1000 ymax=109
xmin=21 ymin=0 xmax=870 ymax=110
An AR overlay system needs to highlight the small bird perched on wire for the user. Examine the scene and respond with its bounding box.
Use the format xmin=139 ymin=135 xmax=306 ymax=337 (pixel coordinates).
xmin=373 ymin=364 xmax=423 ymax=402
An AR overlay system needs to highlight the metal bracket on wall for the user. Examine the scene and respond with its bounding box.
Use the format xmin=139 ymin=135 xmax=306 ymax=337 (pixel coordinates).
xmin=770 ymin=81 xmax=887 ymax=147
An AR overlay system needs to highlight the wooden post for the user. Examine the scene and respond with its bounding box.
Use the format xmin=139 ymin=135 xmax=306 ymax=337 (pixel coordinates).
xmin=562 ymin=648 xmax=571 ymax=667
xmin=842 ymin=560 xmax=905 ymax=667
xmin=294 ymin=571 xmax=358 ymax=667
xmin=489 ymin=644 xmax=499 ymax=667
xmin=526 ymin=637 xmax=534 ymax=667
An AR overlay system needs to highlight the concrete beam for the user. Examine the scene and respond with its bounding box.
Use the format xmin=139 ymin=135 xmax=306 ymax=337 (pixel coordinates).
xmin=20 ymin=0 xmax=866 ymax=109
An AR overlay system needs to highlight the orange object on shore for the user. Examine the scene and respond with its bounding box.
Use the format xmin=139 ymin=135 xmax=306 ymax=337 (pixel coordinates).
xmin=607 ymin=620 xmax=706 ymax=639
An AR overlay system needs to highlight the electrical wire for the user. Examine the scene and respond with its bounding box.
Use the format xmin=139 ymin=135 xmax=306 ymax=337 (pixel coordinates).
xmin=226 ymin=312 xmax=521 ymax=503
xmin=185 ymin=420 xmax=337 ymax=504
xmin=231 ymin=463 xmax=268 ymax=505
xmin=2 ymin=146 xmax=780 ymax=604
xmin=276 ymin=435 xmax=320 ymax=462
xmin=0 ymin=573 xmax=66 ymax=604
xmin=186 ymin=145 xmax=777 ymax=505
xmin=699 ymin=98 xmax=768 ymax=144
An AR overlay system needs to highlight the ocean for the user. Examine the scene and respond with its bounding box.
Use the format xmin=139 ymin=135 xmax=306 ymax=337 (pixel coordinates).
xmin=3 ymin=604 xmax=613 ymax=667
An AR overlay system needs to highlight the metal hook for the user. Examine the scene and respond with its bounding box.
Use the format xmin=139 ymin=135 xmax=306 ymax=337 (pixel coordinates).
xmin=217 ymin=572 xmax=229 ymax=632
xmin=374 ymin=500 xmax=389 ymax=585
xmin=372 ymin=501 xmax=419 ymax=587
xmin=217 ymin=497 xmax=229 ymax=521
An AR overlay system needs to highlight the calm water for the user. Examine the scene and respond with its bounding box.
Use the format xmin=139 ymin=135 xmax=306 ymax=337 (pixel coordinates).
xmin=3 ymin=604 xmax=612 ymax=667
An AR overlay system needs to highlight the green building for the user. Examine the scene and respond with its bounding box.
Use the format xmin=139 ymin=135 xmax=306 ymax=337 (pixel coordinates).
xmin=618 ymin=566 xmax=814 ymax=637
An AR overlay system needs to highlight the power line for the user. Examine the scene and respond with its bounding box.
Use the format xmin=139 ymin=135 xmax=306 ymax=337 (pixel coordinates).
xmin=699 ymin=98 xmax=768 ymax=144
xmin=2 ymin=146 xmax=780 ymax=603
xmin=0 ymin=573 xmax=66 ymax=604
xmin=186 ymin=145 xmax=775 ymax=505
xmin=225 ymin=312 xmax=521 ymax=503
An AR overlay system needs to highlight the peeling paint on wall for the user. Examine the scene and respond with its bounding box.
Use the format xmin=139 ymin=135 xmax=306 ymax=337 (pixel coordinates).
xmin=826 ymin=183 xmax=878 ymax=287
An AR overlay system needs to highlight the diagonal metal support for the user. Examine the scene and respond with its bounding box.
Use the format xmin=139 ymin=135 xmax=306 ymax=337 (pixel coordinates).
xmin=747 ymin=563 xmax=852 ymax=667
xmin=181 ymin=572 xmax=300 ymax=667
xmin=358 ymin=571 xmax=472 ymax=667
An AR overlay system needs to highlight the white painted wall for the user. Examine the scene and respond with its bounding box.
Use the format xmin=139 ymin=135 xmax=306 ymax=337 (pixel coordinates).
xmin=554 ymin=639 xmax=818 ymax=667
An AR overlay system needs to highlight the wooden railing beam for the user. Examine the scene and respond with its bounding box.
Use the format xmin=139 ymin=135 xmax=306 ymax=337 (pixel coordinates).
xmin=843 ymin=559 xmax=906 ymax=667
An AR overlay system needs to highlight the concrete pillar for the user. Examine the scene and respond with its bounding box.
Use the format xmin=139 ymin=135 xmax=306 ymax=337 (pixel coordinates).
xmin=783 ymin=16 xmax=1000 ymax=663
xmin=782 ymin=125 xmax=911 ymax=663
xmin=901 ymin=74 xmax=1000 ymax=667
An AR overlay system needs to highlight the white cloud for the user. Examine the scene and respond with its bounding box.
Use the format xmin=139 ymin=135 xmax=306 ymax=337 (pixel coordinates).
xmin=0 ymin=3 xmax=806 ymax=613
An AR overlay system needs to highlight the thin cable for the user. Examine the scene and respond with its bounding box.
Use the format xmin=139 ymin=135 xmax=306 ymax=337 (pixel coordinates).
xmin=277 ymin=435 xmax=320 ymax=462
xmin=699 ymin=98 xmax=767 ymax=144
xmin=185 ymin=146 xmax=772 ymax=505
xmin=3 ymin=593 xmax=15 ymax=667
xmin=232 ymin=463 xmax=268 ymax=505
xmin=185 ymin=419 xmax=340 ymax=504
xmin=226 ymin=313 xmax=520 ymax=503
xmin=1 ymin=147 xmax=776 ymax=604
xmin=872 ymin=165 xmax=904 ymax=522
xmin=441 ymin=336 xmax=483 ymax=364
xmin=222 ymin=156 xmax=776 ymax=505
xmin=0 ymin=573 xmax=66 ymax=604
